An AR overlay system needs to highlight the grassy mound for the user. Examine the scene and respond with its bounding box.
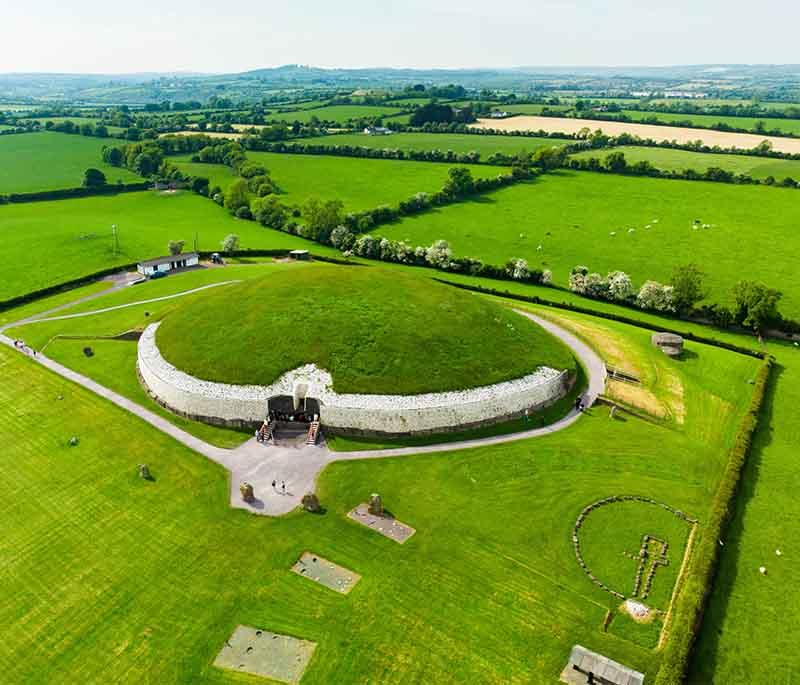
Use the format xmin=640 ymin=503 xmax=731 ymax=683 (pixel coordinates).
xmin=156 ymin=265 xmax=575 ymax=394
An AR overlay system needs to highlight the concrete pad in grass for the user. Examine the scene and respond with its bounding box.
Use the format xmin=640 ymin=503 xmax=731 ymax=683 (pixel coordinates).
xmin=214 ymin=625 xmax=316 ymax=683
xmin=292 ymin=551 xmax=361 ymax=594
xmin=347 ymin=503 xmax=416 ymax=544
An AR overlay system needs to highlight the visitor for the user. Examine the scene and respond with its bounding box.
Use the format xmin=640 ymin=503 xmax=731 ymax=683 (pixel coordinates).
xmin=281 ymin=480 xmax=286 ymax=495
xmin=271 ymin=479 xmax=276 ymax=491
xmin=575 ymin=396 xmax=583 ymax=412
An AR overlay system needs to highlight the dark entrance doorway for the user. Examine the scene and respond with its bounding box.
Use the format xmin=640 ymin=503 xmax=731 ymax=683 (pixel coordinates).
xmin=267 ymin=395 xmax=320 ymax=424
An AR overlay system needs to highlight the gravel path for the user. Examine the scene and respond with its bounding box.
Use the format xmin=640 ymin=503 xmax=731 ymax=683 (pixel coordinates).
xmin=2 ymin=292 xmax=605 ymax=517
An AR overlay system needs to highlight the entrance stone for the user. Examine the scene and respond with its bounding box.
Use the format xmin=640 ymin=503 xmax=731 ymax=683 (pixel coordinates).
xmin=240 ymin=482 xmax=255 ymax=503
xmin=302 ymin=493 xmax=321 ymax=513
xmin=368 ymin=493 xmax=383 ymax=516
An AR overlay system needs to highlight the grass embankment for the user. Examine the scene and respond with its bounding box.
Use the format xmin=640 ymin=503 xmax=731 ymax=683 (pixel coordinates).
xmin=293 ymin=131 xmax=571 ymax=156
xmin=0 ymin=190 xmax=338 ymax=302
xmin=173 ymin=151 xmax=507 ymax=209
xmin=377 ymin=171 xmax=800 ymax=317
xmin=570 ymin=146 xmax=800 ymax=179
xmin=0 ymin=131 xmax=141 ymax=193
xmin=0 ymin=300 xmax=757 ymax=682
xmin=156 ymin=265 xmax=576 ymax=393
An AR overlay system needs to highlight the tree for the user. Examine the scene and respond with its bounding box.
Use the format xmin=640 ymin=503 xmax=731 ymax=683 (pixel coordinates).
xmin=410 ymin=103 xmax=454 ymax=126
xmin=604 ymin=151 xmax=627 ymax=173
xmin=224 ymin=179 xmax=250 ymax=214
xmin=167 ymin=240 xmax=185 ymax=256
xmin=82 ymin=168 xmax=106 ymax=188
xmin=505 ymin=258 xmax=530 ymax=280
xmin=302 ymin=198 xmax=344 ymax=243
xmin=670 ymin=264 xmax=707 ymax=314
xmin=221 ymin=234 xmax=240 ymax=253
xmin=636 ymin=280 xmax=676 ymax=313
xmin=606 ymin=270 xmax=634 ymax=301
xmin=330 ymin=225 xmax=355 ymax=251
xmin=733 ymin=281 xmax=782 ymax=334
xmin=102 ymin=146 xmax=124 ymax=166
xmin=532 ymin=146 xmax=567 ymax=170
xmin=251 ymin=196 xmax=287 ymax=228
xmin=425 ymin=240 xmax=452 ymax=269
xmin=443 ymin=167 xmax=475 ymax=198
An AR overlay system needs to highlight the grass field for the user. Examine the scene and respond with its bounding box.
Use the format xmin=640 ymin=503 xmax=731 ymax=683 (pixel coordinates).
xmin=615 ymin=109 xmax=800 ymax=136
xmin=378 ymin=171 xmax=800 ymax=317
xmin=27 ymin=116 xmax=127 ymax=134
xmin=0 ymin=191 xmax=336 ymax=302
xmin=265 ymin=104 xmax=408 ymax=124
xmin=293 ymin=131 xmax=571 ymax=157
xmin=0 ymin=289 xmax=759 ymax=682
xmin=0 ymin=131 xmax=141 ymax=193
xmin=570 ymin=145 xmax=800 ymax=179
xmin=174 ymin=152 xmax=507 ymax=210
xmin=156 ymin=265 xmax=576 ymax=393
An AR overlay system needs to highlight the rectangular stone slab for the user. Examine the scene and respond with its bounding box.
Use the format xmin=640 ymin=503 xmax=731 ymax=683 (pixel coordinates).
xmin=292 ymin=552 xmax=361 ymax=594
xmin=347 ymin=503 xmax=416 ymax=544
xmin=214 ymin=625 xmax=316 ymax=684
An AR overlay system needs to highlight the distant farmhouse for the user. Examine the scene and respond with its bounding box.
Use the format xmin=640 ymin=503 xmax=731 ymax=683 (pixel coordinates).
xmin=137 ymin=252 xmax=199 ymax=277
xmin=363 ymin=126 xmax=392 ymax=135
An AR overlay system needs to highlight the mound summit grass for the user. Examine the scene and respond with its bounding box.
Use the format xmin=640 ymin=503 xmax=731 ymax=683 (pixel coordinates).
xmin=156 ymin=266 xmax=576 ymax=394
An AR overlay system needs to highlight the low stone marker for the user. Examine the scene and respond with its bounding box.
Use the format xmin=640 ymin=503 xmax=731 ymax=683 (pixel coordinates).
xmin=240 ymin=482 xmax=255 ymax=504
xmin=347 ymin=502 xmax=415 ymax=544
xmin=214 ymin=625 xmax=316 ymax=684
xmin=68 ymin=436 xmax=79 ymax=447
xmin=138 ymin=463 xmax=152 ymax=480
xmin=301 ymin=493 xmax=321 ymax=513
xmin=368 ymin=493 xmax=383 ymax=516
xmin=292 ymin=552 xmax=361 ymax=594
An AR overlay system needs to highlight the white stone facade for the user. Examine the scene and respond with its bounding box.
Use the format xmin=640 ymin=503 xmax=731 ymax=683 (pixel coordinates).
xmin=137 ymin=323 xmax=571 ymax=435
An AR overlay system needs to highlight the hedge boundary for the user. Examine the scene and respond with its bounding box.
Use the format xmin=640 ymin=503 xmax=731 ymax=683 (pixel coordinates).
xmin=433 ymin=279 xmax=766 ymax=359
xmin=0 ymin=182 xmax=149 ymax=205
xmin=655 ymin=356 xmax=773 ymax=684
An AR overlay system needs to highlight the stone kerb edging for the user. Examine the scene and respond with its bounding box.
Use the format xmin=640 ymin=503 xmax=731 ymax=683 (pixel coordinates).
xmin=572 ymin=495 xmax=698 ymax=601
xmin=137 ymin=322 xmax=570 ymax=434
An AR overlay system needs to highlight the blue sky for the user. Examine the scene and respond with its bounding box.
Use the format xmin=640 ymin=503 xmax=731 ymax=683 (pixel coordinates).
xmin=1 ymin=0 xmax=798 ymax=73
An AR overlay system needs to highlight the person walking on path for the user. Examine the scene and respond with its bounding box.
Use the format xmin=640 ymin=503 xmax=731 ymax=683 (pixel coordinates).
xmin=271 ymin=479 xmax=276 ymax=491
xmin=281 ymin=481 xmax=286 ymax=495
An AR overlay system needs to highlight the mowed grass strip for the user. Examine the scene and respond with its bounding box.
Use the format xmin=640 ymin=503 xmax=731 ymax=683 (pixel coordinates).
xmin=174 ymin=152 xmax=507 ymax=209
xmin=570 ymin=145 xmax=800 ymax=180
xmin=0 ymin=131 xmax=141 ymax=193
xmin=0 ymin=190 xmax=338 ymax=302
xmin=156 ymin=265 xmax=576 ymax=393
xmin=0 ymin=305 xmax=757 ymax=682
xmin=294 ymin=131 xmax=571 ymax=157
xmin=377 ymin=171 xmax=800 ymax=317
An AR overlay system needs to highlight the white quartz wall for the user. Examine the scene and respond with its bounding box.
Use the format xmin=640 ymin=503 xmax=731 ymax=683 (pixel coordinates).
xmin=137 ymin=323 xmax=570 ymax=434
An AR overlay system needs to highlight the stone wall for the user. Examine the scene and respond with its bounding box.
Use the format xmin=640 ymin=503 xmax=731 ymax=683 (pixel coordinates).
xmin=137 ymin=323 xmax=571 ymax=435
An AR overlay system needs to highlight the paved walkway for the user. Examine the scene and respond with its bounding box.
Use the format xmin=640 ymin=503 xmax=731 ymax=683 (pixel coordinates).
xmin=2 ymin=299 xmax=605 ymax=516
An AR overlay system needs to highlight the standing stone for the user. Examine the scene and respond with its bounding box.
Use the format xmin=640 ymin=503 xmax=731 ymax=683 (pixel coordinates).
xmin=368 ymin=493 xmax=383 ymax=516
xmin=302 ymin=493 xmax=321 ymax=513
xmin=240 ymin=482 xmax=255 ymax=504
xmin=68 ymin=436 xmax=79 ymax=447
xmin=138 ymin=463 xmax=152 ymax=480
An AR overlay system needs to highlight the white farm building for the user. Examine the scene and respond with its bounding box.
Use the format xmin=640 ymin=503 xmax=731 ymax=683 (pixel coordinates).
xmin=137 ymin=252 xmax=199 ymax=277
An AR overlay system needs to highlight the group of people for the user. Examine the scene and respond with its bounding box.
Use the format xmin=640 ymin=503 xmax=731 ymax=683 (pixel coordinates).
xmin=11 ymin=340 xmax=35 ymax=356
xmin=255 ymin=420 xmax=272 ymax=443
xmin=272 ymin=479 xmax=287 ymax=495
xmin=574 ymin=396 xmax=587 ymax=413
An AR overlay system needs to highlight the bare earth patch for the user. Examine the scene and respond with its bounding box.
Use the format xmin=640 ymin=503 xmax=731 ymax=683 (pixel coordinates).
xmin=347 ymin=504 xmax=416 ymax=544
xmin=472 ymin=116 xmax=800 ymax=154
xmin=214 ymin=625 xmax=316 ymax=684
xmin=292 ymin=552 xmax=361 ymax=594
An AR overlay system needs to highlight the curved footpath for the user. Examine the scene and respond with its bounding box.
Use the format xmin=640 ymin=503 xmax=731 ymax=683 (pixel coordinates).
xmin=1 ymin=295 xmax=605 ymax=516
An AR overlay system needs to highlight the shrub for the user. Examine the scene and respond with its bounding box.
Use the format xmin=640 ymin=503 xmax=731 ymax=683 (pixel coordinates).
xmin=637 ymin=280 xmax=676 ymax=313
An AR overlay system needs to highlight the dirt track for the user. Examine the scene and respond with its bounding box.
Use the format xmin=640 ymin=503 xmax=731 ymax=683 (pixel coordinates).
xmin=472 ymin=116 xmax=800 ymax=154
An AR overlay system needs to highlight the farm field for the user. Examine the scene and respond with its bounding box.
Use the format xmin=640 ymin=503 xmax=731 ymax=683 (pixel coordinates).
xmin=0 ymin=190 xmax=334 ymax=302
xmin=570 ymin=145 xmax=800 ymax=179
xmin=174 ymin=152 xmax=507 ymax=210
xmin=497 ymin=103 xmax=573 ymax=115
xmin=613 ymin=109 xmax=800 ymax=136
xmin=292 ymin=131 xmax=571 ymax=156
xmin=473 ymin=115 xmax=800 ymax=153
xmin=26 ymin=116 xmax=127 ymax=134
xmin=377 ymin=171 xmax=800 ymax=317
xmin=265 ymin=104 xmax=408 ymax=124
xmin=0 ymin=286 xmax=759 ymax=682
xmin=0 ymin=131 xmax=142 ymax=193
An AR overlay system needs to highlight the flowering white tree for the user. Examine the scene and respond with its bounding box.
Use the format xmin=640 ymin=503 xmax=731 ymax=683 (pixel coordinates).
xmin=505 ymin=257 xmax=530 ymax=280
xmin=637 ymin=280 xmax=676 ymax=312
xmin=425 ymin=240 xmax=453 ymax=269
xmin=330 ymin=225 xmax=354 ymax=251
xmin=541 ymin=269 xmax=553 ymax=285
xmin=569 ymin=265 xmax=589 ymax=293
xmin=353 ymin=234 xmax=379 ymax=259
xmin=584 ymin=272 xmax=608 ymax=298
xmin=607 ymin=270 xmax=634 ymax=301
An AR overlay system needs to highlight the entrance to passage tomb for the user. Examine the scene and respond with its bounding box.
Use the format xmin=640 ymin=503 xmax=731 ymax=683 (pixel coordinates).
xmin=263 ymin=393 xmax=322 ymax=447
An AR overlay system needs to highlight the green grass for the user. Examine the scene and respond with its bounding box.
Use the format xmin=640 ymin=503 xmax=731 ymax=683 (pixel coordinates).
xmin=615 ymin=109 xmax=800 ymax=136
xmin=0 ymin=298 xmax=758 ymax=682
xmin=292 ymin=131 xmax=570 ymax=157
xmin=377 ymin=171 xmax=800 ymax=317
xmin=174 ymin=152 xmax=507 ymax=211
xmin=156 ymin=265 xmax=576 ymax=393
xmin=0 ymin=131 xmax=141 ymax=193
xmin=265 ymin=104 xmax=408 ymax=124
xmin=0 ymin=280 xmax=113 ymax=326
xmin=570 ymin=146 xmax=800 ymax=179
xmin=44 ymin=338 xmax=249 ymax=448
xmin=0 ymin=190 xmax=338 ymax=302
